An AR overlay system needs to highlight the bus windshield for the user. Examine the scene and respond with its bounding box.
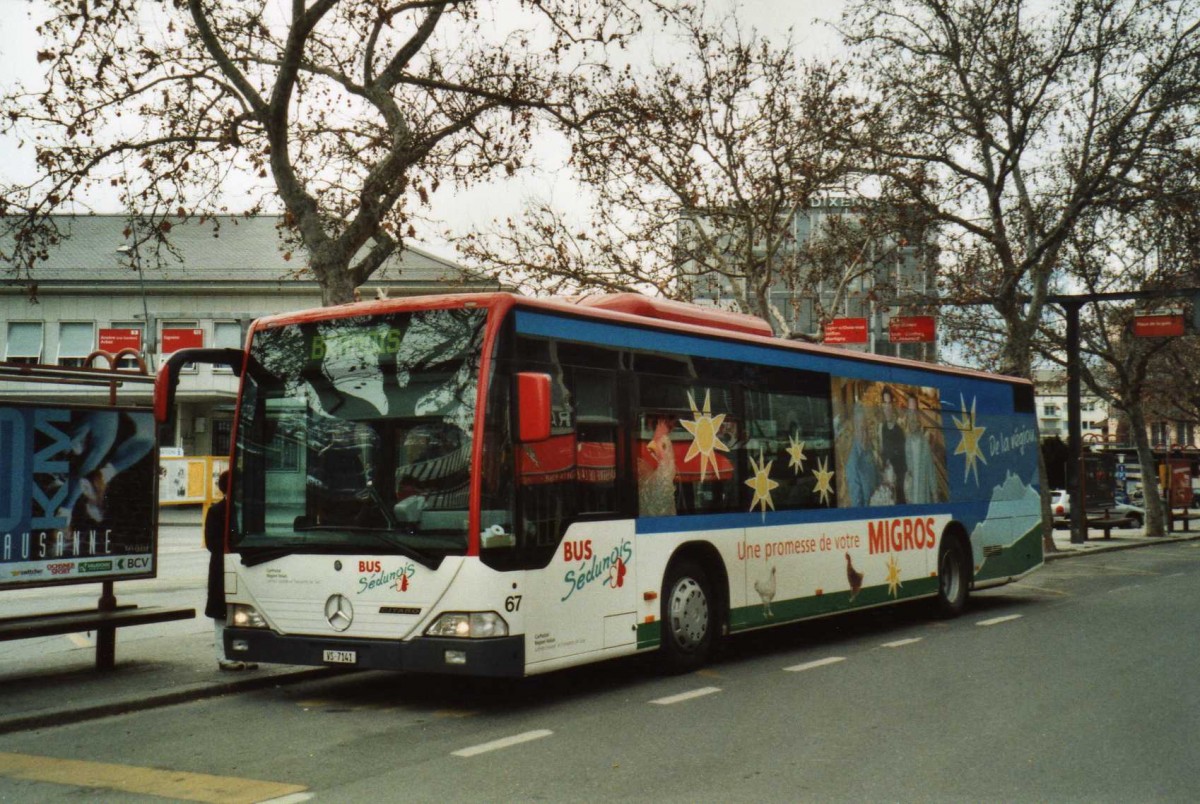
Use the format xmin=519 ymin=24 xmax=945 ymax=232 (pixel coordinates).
xmin=232 ymin=307 xmax=487 ymax=566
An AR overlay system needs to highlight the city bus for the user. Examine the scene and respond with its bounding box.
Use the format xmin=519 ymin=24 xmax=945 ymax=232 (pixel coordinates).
xmin=157 ymin=292 xmax=1043 ymax=677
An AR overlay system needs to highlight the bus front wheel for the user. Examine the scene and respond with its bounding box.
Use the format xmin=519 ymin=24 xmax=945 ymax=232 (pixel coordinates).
xmin=660 ymin=559 xmax=715 ymax=673
xmin=935 ymin=538 xmax=969 ymax=618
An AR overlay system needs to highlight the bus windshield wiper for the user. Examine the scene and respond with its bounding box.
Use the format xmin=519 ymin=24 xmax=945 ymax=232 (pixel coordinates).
xmin=245 ymin=527 xmax=436 ymax=568
xmin=238 ymin=543 xmax=305 ymax=567
xmin=358 ymin=529 xmax=436 ymax=568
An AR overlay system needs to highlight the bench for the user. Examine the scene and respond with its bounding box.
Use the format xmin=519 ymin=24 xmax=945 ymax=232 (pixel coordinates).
xmin=0 ymin=583 xmax=195 ymax=671
xmin=1167 ymin=509 xmax=1200 ymax=533
xmin=1085 ymin=515 xmax=1130 ymax=540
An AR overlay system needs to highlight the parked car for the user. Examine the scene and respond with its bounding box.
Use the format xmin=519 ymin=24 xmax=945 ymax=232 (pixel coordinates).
xmin=1049 ymin=490 xmax=1144 ymax=529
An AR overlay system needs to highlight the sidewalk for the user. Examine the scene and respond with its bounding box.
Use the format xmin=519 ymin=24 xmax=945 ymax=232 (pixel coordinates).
xmin=2 ymin=521 xmax=1197 ymax=737
xmin=1047 ymin=521 xmax=1200 ymax=559
xmin=0 ymin=622 xmax=336 ymax=736
xmin=0 ymin=504 xmax=336 ymax=737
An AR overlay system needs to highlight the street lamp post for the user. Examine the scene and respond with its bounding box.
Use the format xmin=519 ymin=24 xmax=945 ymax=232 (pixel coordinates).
xmin=116 ymin=244 xmax=155 ymax=371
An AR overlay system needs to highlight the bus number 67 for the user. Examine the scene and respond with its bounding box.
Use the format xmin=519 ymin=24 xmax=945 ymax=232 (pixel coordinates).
xmin=505 ymin=595 xmax=522 ymax=612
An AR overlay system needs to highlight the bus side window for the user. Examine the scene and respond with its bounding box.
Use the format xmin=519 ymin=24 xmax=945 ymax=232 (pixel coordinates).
xmin=573 ymin=367 xmax=619 ymax=515
xmin=637 ymin=376 xmax=739 ymax=516
xmin=744 ymin=388 xmax=835 ymax=510
xmin=509 ymin=339 xmax=625 ymax=565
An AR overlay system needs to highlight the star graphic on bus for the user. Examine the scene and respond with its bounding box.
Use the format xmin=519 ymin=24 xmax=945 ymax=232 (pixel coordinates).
xmin=745 ymin=449 xmax=780 ymax=514
xmin=813 ymin=456 xmax=835 ymax=505
xmin=885 ymin=555 xmax=903 ymax=598
xmin=680 ymin=389 xmax=730 ymax=481
xmin=952 ymin=393 xmax=987 ymax=485
xmin=786 ymin=435 xmax=807 ymax=474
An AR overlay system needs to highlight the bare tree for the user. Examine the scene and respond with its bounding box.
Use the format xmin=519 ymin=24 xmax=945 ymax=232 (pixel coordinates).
xmin=841 ymin=0 xmax=1200 ymax=376
xmin=840 ymin=0 xmax=1200 ymax=551
xmin=455 ymin=11 xmax=876 ymax=334
xmin=0 ymin=0 xmax=647 ymax=304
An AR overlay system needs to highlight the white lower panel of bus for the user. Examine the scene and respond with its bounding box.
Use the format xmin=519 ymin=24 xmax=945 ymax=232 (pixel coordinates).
xmin=523 ymin=520 xmax=641 ymax=670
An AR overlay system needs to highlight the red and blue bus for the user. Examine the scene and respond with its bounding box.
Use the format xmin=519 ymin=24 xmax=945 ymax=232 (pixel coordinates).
xmin=158 ymin=292 xmax=1043 ymax=676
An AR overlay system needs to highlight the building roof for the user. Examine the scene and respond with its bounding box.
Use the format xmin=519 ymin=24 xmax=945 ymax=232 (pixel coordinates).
xmin=0 ymin=214 xmax=492 ymax=290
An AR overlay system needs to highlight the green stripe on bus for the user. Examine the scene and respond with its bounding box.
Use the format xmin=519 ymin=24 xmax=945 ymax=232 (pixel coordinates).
xmin=730 ymin=577 xmax=939 ymax=630
xmin=973 ymin=525 xmax=1043 ymax=582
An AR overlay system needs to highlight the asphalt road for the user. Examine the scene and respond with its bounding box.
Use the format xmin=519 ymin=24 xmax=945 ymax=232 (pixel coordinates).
xmin=2 ymin=543 xmax=1199 ymax=802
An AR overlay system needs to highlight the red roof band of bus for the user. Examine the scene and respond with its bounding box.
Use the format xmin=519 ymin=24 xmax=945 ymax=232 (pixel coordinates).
xmin=251 ymin=292 xmax=1030 ymax=387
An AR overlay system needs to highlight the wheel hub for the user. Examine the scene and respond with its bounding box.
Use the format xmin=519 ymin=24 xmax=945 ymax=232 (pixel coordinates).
xmin=669 ymin=577 xmax=709 ymax=651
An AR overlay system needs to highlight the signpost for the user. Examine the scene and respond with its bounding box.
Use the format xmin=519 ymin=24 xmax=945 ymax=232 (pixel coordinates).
xmin=1132 ymin=311 xmax=1185 ymax=338
xmin=98 ymin=328 xmax=142 ymax=353
xmin=888 ymin=315 xmax=936 ymax=343
xmin=161 ymin=328 xmax=204 ymax=354
xmin=823 ymin=318 xmax=869 ymax=344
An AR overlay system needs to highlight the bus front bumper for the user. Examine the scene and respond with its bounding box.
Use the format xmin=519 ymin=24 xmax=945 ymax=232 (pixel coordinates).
xmin=224 ymin=628 xmax=525 ymax=677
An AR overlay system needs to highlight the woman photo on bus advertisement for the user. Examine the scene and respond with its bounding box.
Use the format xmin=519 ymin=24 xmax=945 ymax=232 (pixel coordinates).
xmin=833 ymin=379 xmax=949 ymax=507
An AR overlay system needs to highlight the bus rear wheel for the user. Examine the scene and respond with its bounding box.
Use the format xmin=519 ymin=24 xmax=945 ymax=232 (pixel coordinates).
xmin=661 ymin=559 xmax=715 ymax=673
xmin=935 ymin=538 xmax=969 ymax=618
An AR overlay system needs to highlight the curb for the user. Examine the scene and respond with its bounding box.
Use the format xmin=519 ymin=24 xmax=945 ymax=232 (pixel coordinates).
xmin=0 ymin=666 xmax=339 ymax=736
xmin=1045 ymin=532 xmax=1200 ymax=561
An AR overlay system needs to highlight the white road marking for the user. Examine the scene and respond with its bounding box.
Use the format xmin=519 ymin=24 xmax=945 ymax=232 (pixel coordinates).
xmin=452 ymin=730 xmax=553 ymax=758
xmin=882 ymin=637 xmax=922 ymax=648
xmin=1165 ymin=572 xmax=1186 ymax=578
xmin=650 ymin=686 xmax=722 ymax=706
xmin=784 ymin=656 xmax=846 ymax=672
xmin=977 ymin=614 xmax=1023 ymax=627
xmin=260 ymin=795 xmax=315 ymax=804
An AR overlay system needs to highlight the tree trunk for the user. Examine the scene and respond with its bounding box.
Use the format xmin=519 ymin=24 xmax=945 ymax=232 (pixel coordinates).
xmin=316 ymin=262 xmax=359 ymax=306
xmin=1037 ymin=445 xmax=1056 ymax=554
xmin=1128 ymin=404 xmax=1167 ymax=537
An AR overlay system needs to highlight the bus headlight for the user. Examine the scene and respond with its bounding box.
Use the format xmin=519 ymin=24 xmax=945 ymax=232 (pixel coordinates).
xmin=424 ymin=612 xmax=509 ymax=639
xmin=229 ymin=603 xmax=268 ymax=629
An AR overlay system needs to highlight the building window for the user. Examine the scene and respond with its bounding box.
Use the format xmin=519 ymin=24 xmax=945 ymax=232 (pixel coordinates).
xmin=212 ymin=419 xmax=234 ymax=457
xmin=213 ymin=321 xmax=243 ymax=372
xmin=1043 ymin=404 xmax=1059 ymax=416
xmin=57 ymin=322 xmax=95 ymax=368
xmin=5 ymin=322 xmax=43 ymax=365
xmin=1152 ymin=422 xmax=1168 ymax=445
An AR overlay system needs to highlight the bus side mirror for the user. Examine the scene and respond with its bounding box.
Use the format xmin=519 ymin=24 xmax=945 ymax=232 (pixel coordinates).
xmin=516 ymin=372 xmax=552 ymax=442
xmin=155 ymin=347 xmax=246 ymax=432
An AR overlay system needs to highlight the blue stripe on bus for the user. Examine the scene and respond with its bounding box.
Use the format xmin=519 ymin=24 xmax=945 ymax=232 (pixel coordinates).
xmin=514 ymin=309 xmax=1015 ymax=408
xmin=634 ymin=502 xmax=992 ymax=535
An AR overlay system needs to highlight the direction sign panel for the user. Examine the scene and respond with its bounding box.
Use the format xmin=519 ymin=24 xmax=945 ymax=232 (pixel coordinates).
xmin=161 ymin=328 xmax=204 ymax=354
xmin=823 ymin=318 xmax=869 ymax=344
xmin=1133 ymin=312 xmax=1185 ymax=337
xmin=888 ymin=316 xmax=936 ymax=343
xmin=98 ymin=327 xmax=141 ymax=353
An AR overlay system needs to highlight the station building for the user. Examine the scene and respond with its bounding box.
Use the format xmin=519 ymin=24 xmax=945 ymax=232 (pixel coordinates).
xmin=0 ymin=214 xmax=498 ymax=460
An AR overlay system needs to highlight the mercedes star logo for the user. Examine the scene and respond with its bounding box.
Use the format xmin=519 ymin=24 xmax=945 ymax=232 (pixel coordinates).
xmin=324 ymin=594 xmax=354 ymax=632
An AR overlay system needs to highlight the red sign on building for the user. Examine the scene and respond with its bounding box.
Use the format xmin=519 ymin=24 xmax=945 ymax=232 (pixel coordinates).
xmin=824 ymin=318 xmax=869 ymax=344
xmin=888 ymin=316 xmax=937 ymax=343
xmin=1132 ymin=313 xmax=1185 ymax=338
xmin=161 ymin=328 xmax=204 ymax=354
xmin=98 ymin=328 xmax=142 ymax=353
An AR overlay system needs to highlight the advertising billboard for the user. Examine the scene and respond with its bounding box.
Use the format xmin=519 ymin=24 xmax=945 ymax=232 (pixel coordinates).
xmin=0 ymin=403 xmax=158 ymax=590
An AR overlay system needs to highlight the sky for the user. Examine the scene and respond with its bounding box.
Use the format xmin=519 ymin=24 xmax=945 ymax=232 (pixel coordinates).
xmin=0 ymin=0 xmax=846 ymax=261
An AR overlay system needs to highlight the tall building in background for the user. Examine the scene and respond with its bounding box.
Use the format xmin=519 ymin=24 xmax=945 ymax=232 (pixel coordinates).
xmin=681 ymin=197 xmax=938 ymax=362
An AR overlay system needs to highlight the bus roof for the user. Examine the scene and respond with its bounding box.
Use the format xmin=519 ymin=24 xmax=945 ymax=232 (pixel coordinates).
xmin=250 ymin=292 xmax=1031 ymax=388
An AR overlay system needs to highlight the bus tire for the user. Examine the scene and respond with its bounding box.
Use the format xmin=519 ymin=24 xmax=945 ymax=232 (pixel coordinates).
xmin=660 ymin=559 xmax=715 ymax=673
xmin=935 ymin=537 xmax=969 ymax=618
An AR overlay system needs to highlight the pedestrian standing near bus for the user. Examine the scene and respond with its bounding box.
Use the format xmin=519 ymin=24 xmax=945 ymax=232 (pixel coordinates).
xmin=206 ymin=470 xmax=256 ymax=671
